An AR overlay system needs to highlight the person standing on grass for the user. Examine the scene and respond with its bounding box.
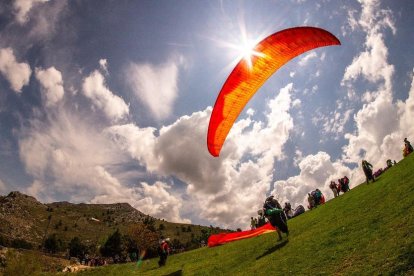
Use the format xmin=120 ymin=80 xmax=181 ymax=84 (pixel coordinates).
xmin=343 ymin=176 xmax=350 ymax=192
xmin=158 ymin=238 xmax=170 ymax=267
xmin=329 ymin=181 xmax=339 ymax=198
xmin=250 ymin=217 xmax=257 ymax=230
xmin=404 ymin=138 xmax=413 ymax=156
xmin=307 ymin=193 xmax=315 ymax=209
xmin=283 ymin=202 xmax=293 ymax=219
xmin=262 ymin=195 xmax=289 ymax=241
xmin=362 ymin=160 xmax=375 ymax=184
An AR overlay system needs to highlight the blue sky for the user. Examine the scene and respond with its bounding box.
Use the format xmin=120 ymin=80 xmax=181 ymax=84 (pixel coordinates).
xmin=0 ymin=0 xmax=413 ymax=229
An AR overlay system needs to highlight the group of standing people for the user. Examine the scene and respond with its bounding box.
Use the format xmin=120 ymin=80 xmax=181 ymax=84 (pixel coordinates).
xmin=158 ymin=138 xmax=414 ymax=268
xmin=329 ymin=176 xmax=350 ymax=198
xmin=307 ymin=189 xmax=325 ymax=209
xmin=250 ymin=213 xmax=267 ymax=230
xmin=362 ymin=138 xmax=412 ymax=185
xmin=248 ymin=137 xmax=414 ymax=248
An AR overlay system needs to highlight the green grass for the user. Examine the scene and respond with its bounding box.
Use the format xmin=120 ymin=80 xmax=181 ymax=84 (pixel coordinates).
xmin=1 ymin=248 xmax=69 ymax=275
xmin=79 ymin=154 xmax=414 ymax=275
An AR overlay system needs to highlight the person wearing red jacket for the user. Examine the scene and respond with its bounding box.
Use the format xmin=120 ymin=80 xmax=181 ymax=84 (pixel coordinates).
xmin=158 ymin=238 xmax=170 ymax=267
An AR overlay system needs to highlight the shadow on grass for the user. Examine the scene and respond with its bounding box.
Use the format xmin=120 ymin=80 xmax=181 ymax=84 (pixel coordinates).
xmin=163 ymin=269 xmax=183 ymax=276
xmin=256 ymin=240 xmax=289 ymax=260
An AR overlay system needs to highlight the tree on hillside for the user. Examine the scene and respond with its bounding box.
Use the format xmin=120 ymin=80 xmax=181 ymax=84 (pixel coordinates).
xmin=171 ymin=238 xmax=184 ymax=252
xmin=143 ymin=215 xmax=156 ymax=232
xmin=41 ymin=214 xmax=52 ymax=250
xmin=44 ymin=234 xmax=63 ymax=253
xmin=158 ymin=223 xmax=165 ymax=230
xmin=199 ymin=228 xmax=211 ymax=243
xmin=127 ymin=223 xmax=159 ymax=258
xmin=101 ymin=229 xmax=128 ymax=262
xmin=69 ymin=237 xmax=88 ymax=259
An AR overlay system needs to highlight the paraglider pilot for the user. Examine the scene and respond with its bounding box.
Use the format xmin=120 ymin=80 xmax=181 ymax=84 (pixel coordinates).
xmin=260 ymin=195 xmax=289 ymax=241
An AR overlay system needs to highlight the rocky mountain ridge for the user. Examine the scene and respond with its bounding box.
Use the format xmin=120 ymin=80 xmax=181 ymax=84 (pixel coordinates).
xmin=0 ymin=191 xmax=147 ymax=247
xmin=0 ymin=191 xmax=224 ymax=251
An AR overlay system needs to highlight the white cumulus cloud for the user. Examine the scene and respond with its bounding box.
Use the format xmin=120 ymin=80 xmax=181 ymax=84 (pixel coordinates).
xmin=13 ymin=0 xmax=49 ymax=24
xmin=125 ymin=59 xmax=181 ymax=120
xmin=398 ymin=68 xmax=414 ymax=140
xmin=299 ymin=52 xmax=317 ymax=66
xmin=107 ymin=83 xmax=296 ymax=228
xmin=19 ymin=102 xmax=190 ymax=223
xmin=271 ymin=152 xmax=354 ymax=210
xmin=136 ymin=182 xmax=190 ymax=223
xmin=82 ymin=70 xmax=129 ymax=122
xmin=340 ymin=0 xmax=401 ymax=168
xmin=90 ymin=181 xmax=190 ymax=224
xmin=99 ymin=59 xmax=108 ymax=74
xmin=35 ymin=66 xmax=64 ymax=106
xmin=0 ymin=48 xmax=31 ymax=93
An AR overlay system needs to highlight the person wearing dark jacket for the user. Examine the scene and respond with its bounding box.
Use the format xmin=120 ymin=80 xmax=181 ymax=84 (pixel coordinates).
xmin=362 ymin=160 xmax=375 ymax=184
xmin=263 ymin=196 xmax=289 ymax=241
xmin=283 ymin=202 xmax=293 ymax=219
xmin=342 ymin=176 xmax=350 ymax=192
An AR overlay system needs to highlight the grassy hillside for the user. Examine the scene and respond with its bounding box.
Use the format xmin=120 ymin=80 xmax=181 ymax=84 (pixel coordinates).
xmin=0 ymin=247 xmax=70 ymax=275
xmin=79 ymin=153 xmax=414 ymax=275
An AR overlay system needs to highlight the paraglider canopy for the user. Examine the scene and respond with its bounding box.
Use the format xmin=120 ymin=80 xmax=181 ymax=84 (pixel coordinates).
xmin=207 ymin=26 xmax=341 ymax=157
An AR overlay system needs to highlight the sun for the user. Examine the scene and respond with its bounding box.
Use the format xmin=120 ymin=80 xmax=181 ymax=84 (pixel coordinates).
xmin=234 ymin=39 xmax=265 ymax=69
xmin=211 ymin=21 xmax=267 ymax=74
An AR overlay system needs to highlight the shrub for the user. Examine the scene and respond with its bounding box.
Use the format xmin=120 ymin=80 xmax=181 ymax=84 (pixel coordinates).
xmin=11 ymin=239 xmax=32 ymax=250
xmin=0 ymin=235 xmax=9 ymax=247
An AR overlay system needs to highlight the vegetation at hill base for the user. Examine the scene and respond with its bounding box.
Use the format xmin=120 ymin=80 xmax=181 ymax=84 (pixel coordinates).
xmin=78 ymin=153 xmax=414 ymax=275
xmin=0 ymin=190 xmax=228 ymax=274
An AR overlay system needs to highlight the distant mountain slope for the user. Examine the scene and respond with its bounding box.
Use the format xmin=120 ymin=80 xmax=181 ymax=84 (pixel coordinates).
xmin=82 ymin=153 xmax=414 ymax=275
xmin=0 ymin=191 xmax=146 ymax=247
xmin=0 ymin=192 xmax=224 ymax=250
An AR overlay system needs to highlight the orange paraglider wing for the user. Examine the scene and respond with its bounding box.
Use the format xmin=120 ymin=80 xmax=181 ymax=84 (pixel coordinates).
xmin=207 ymin=26 xmax=341 ymax=157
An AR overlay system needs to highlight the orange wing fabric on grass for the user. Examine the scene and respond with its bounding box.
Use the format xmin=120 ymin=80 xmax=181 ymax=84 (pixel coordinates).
xmin=207 ymin=27 xmax=341 ymax=157
xmin=207 ymin=222 xmax=276 ymax=247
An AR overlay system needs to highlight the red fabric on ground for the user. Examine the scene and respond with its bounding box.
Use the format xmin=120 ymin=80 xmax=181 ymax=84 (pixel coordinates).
xmin=207 ymin=222 xmax=276 ymax=247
